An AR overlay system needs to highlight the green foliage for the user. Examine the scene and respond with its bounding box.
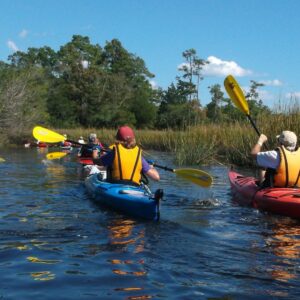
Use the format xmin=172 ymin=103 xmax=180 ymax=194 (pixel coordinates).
xmin=0 ymin=66 xmax=49 ymax=139
xmin=206 ymin=84 xmax=224 ymax=121
xmin=0 ymin=35 xmax=295 ymax=152
xmin=178 ymin=48 xmax=208 ymax=104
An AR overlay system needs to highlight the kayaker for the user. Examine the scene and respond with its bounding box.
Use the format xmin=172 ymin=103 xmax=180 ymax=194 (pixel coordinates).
xmin=61 ymin=134 xmax=72 ymax=148
xmin=251 ymin=130 xmax=300 ymax=187
xmin=78 ymin=133 xmax=103 ymax=158
xmin=94 ymin=126 xmax=160 ymax=185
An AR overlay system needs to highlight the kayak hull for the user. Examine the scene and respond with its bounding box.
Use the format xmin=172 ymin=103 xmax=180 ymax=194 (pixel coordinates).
xmin=229 ymin=170 xmax=300 ymax=218
xmin=79 ymin=157 xmax=94 ymax=165
xmin=85 ymin=174 xmax=162 ymax=220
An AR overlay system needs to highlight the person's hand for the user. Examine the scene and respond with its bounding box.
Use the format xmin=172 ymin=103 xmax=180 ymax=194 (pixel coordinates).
xmin=257 ymin=134 xmax=268 ymax=146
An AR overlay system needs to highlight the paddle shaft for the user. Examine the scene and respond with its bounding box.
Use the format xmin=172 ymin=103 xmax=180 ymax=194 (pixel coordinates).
xmin=246 ymin=114 xmax=261 ymax=136
xmin=245 ymin=106 xmax=269 ymax=149
xmin=152 ymin=163 xmax=175 ymax=173
xmin=66 ymin=139 xmax=83 ymax=146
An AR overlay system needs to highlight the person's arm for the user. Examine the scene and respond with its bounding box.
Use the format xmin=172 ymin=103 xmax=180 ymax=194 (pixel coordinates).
xmin=146 ymin=167 xmax=160 ymax=181
xmin=92 ymin=149 xmax=99 ymax=159
xmin=92 ymin=144 xmax=103 ymax=159
xmin=94 ymin=150 xmax=114 ymax=166
xmin=142 ymin=158 xmax=160 ymax=181
xmin=251 ymin=134 xmax=268 ymax=159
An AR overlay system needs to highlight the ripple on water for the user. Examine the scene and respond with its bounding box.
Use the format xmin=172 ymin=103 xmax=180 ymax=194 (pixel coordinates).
xmin=0 ymin=150 xmax=300 ymax=299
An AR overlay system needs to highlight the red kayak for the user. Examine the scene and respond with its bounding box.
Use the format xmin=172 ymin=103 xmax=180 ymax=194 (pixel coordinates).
xmin=78 ymin=157 xmax=94 ymax=165
xmin=229 ymin=170 xmax=300 ymax=219
xmin=37 ymin=142 xmax=48 ymax=148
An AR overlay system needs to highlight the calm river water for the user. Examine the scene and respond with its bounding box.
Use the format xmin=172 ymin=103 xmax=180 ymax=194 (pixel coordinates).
xmin=0 ymin=147 xmax=300 ymax=299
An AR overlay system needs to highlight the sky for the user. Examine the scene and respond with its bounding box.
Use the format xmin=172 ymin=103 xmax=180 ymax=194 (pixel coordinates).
xmin=1 ymin=0 xmax=300 ymax=107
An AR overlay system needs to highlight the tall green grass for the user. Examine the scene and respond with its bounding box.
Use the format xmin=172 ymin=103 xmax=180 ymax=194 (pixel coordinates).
xmin=11 ymin=103 xmax=300 ymax=167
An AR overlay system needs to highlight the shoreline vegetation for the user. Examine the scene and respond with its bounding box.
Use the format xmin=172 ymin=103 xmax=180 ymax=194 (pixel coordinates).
xmin=3 ymin=111 xmax=300 ymax=168
xmin=0 ymin=35 xmax=299 ymax=167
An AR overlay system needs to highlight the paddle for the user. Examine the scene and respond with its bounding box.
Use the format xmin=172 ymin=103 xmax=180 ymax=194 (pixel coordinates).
xmin=224 ymin=75 xmax=261 ymax=136
xmin=32 ymin=126 xmax=83 ymax=146
xmin=0 ymin=157 xmax=5 ymax=163
xmin=151 ymin=162 xmax=213 ymax=187
xmin=46 ymin=152 xmax=68 ymax=160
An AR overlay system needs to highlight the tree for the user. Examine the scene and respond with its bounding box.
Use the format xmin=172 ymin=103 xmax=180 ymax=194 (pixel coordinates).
xmin=178 ymin=48 xmax=208 ymax=104
xmin=245 ymin=80 xmax=271 ymax=118
xmin=206 ymin=84 xmax=224 ymax=121
xmin=156 ymin=81 xmax=202 ymax=129
xmin=0 ymin=66 xmax=49 ymax=136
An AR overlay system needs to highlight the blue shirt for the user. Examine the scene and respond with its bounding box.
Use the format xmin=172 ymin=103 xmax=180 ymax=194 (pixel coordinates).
xmin=79 ymin=143 xmax=102 ymax=157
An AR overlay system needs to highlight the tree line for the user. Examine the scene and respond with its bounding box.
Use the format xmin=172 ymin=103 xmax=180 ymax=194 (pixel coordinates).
xmin=0 ymin=35 xmax=271 ymax=137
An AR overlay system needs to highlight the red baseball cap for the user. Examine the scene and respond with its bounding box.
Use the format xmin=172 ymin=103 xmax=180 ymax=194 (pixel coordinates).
xmin=116 ymin=126 xmax=135 ymax=141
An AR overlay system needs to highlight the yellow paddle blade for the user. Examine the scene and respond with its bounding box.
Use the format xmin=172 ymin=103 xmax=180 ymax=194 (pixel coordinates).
xmin=174 ymin=168 xmax=213 ymax=187
xmin=224 ymin=75 xmax=249 ymax=115
xmin=33 ymin=126 xmax=65 ymax=143
xmin=46 ymin=152 xmax=68 ymax=160
xmin=0 ymin=157 xmax=5 ymax=163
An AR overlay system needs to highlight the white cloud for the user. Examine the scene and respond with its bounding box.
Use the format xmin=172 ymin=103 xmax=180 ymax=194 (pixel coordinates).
xmin=258 ymin=89 xmax=275 ymax=101
xmin=203 ymin=56 xmax=252 ymax=77
xmin=7 ymin=40 xmax=19 ymax=52
xmin=260 ymin=79 xmax=283 ymax=86
xmin=286 ymin=92 xmax=300 ymax=99
xmin=19 ymin=29 xmax=28 ymax=38
xmin=178 ymin=56 xmax=251 ymax=77
xmin=150 ymin=80 xmax=158 ymax=89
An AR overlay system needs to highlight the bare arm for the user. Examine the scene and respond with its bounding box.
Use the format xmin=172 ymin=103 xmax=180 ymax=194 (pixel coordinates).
xmin=146 ymin=166 xmax=160 ymax=181
xmin=92 ymin=149 xmax=99 ymax=159
xmin=251 ymin=134 xmax=268 ymax=159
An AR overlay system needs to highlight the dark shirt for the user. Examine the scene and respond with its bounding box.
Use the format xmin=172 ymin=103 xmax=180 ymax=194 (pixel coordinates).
xmin=79 ymin=143 xmax=101 ymax=158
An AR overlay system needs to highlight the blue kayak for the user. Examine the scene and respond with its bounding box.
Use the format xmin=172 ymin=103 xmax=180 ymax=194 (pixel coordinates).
xmin=85 ymin=174 xmax=163 ymax=220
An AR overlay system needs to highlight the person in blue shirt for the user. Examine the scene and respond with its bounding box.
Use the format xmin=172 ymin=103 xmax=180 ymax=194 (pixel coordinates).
xmin=95 ymin=126 xmax=160 ymax=184
xmin=78 ymin=133 xmax=102 ymax=158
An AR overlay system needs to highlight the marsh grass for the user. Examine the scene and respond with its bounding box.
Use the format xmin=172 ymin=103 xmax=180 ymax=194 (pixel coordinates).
xmin=16 ymin=102 xmax=300 ymax=167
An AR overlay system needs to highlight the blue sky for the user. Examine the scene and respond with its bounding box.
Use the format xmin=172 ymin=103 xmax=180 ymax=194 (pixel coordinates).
xmin=1 ymin=0 xmax=300 ymax=107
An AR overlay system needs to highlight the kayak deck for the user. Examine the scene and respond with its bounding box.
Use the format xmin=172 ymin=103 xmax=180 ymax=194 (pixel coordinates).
xmin=229 ymin=170 xmax=300 ymax=218
xmin=85 ymin=174 xmax=162 ymax=220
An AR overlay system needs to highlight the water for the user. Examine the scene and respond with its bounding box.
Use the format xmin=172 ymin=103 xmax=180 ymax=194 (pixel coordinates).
xmin=1 ymin=147 xmax=300 ymax=299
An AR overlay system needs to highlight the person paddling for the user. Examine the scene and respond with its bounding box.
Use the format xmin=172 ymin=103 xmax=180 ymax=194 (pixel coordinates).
xmin=78 ymin=133 xmax=102 ymax=158
xmin=251 ymin=130 xmax=300 ymax=187
xmin=94 ymin=126 xmax=160 ymax=185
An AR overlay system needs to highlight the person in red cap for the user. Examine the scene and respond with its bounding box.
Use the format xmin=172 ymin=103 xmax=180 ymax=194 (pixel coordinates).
xmin=251 ymin=131 xmax=300 ymax=187
xmin=95 ymin=126 xmax=160 ymax=185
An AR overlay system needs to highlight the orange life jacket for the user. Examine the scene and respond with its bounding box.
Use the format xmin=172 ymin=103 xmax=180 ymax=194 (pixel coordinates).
xmin=273 ymin=146 xmax=300 ymax=187
xmin=110 ymin=143 xmax=142 ymax=185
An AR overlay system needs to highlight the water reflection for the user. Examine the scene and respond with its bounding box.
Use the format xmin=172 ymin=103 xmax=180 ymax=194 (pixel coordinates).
xmin=30 ymin=271 xmax=55 ymax=281
xmin=266 ymin=220 xmax=300 ymax=282
xmin=107 ymin=218 xmax=153 ymax=299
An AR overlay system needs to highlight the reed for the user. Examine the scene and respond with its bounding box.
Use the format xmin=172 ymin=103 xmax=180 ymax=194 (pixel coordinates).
xmin=13 ymin=102 xmax=300 ymax=167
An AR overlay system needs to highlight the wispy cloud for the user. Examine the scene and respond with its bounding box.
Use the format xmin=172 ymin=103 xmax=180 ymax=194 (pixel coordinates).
xmin=286 ymin=92 xmax=300 ymax=99
xmin=7 ymin=40 xmax=19 ymax=52
xmin=260 ymin=79 xmax=283 ymax=86
xmin=203 ymin=56 xmax=252 ymax=77
xmin=19 ymin=29 xmax=28 ymax=38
